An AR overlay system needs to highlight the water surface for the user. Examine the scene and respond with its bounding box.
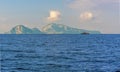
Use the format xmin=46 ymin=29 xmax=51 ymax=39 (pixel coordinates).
xmin=0 ymin=34 xmax=120 ymax=72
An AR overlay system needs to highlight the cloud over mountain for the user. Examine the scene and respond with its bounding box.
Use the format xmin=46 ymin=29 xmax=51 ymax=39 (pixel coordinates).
xmin=80 ymin=12 xmax=94 ymax=21
xmin=47 ymin=10 xmax=61 ymax=22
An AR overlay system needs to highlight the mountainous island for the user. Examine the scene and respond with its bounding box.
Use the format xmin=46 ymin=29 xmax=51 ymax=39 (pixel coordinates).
xmin=6 ymin=23 xmax=101 ymax=34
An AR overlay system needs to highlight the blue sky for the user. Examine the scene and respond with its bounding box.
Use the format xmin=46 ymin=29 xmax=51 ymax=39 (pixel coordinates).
xmin=0 ymin=0 xmax=119 ymax=33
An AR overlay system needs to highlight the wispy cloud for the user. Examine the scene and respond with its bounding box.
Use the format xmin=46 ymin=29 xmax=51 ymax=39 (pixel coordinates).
xmin=67 ymin=0 xmax=119 ymax=22
xmin=101 ymin=0 xmax=120 ymax=3
xmin=68 ymin=0 xmax=95 ymax=11
xmin=80 ymin=12 xmax=94 ymax=21
xmin=47 ymin=10 xmax=61 ymax=22
xmin=68 ymin=0 xmax=119 ymax=11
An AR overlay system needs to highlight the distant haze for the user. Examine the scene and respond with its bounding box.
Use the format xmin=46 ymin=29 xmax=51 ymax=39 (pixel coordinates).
xmin=0 ymin=0 xmax=119 ymax=34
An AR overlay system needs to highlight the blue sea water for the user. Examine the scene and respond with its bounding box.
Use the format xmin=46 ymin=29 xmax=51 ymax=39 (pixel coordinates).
xmin=0 ymin=34 xmax=120 ymax=72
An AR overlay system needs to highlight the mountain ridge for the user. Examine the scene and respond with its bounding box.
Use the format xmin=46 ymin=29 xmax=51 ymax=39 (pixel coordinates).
xmin=5 ymin=23 xmax=101 ymax=34
xmin=42 ymin=23 xmax=101 ymax=34
xmin=6 ymin=25 xmax=43 ymax=34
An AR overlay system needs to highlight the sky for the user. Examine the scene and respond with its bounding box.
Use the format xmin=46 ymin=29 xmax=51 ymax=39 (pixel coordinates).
xmin=0 ymin=0 xmax=119 ymax=34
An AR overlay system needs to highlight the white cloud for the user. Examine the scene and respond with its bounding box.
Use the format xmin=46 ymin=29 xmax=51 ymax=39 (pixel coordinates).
xmin=68 ymin=0 xmax=119 ymax=22
xmin=80 ymin=12 xmax=94 ymax=21
xmin=47 ymin=10 xmax=61 ymax=22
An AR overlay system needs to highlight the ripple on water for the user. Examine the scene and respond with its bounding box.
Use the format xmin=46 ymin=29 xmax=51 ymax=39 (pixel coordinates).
xmin=1 ymin=34 xmax=120 ymax=72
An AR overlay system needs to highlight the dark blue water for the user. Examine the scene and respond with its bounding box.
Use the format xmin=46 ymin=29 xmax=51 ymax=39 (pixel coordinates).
xmin=0 ymin=34 xmax=120 ymax=72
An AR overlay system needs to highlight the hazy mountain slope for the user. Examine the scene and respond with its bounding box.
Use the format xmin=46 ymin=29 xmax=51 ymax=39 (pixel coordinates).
xmin=6 ymin=23 xmax=101 ymax=34
xmin=7 ymin=25 xmax=43 ymax=34
xmin=42 ymin=23 xmax=101 ymax=34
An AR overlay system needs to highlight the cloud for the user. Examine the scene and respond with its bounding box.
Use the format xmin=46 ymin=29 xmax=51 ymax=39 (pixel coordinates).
xmin=101 ymin=0 xmax=120 ymax=3
xmin=47 ymin=10 xmax=61 ymax=22
xmin=80 ymin=12 xmax=94 ymax=21
xmin=68 ymin=0 xmax=119 ymax=11
xmin=68 ymin=0 xmax=119 ymax=22
xmin=68 ymin=0 xmax=95 ymax=11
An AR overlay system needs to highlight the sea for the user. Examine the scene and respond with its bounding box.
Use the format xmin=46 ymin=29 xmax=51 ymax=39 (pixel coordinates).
xmin=0 ymin=34 xmax=120 ymax=72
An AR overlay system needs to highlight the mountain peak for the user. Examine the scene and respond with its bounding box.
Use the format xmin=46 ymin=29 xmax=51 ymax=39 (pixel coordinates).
xmin=16 ymin=25 xmax=24 ymax=27
xmin=42 ymin=23 xmax=101 ymax=34
xmin=42 ymin=23 xmax=68 ymax=34
xmin=15 ymin=25 xmax=25 ymax=28
xmin=11 ymin=25 xmax=26 ymax=34
xmin=7 ymin=25 xmax=43 ymax=34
